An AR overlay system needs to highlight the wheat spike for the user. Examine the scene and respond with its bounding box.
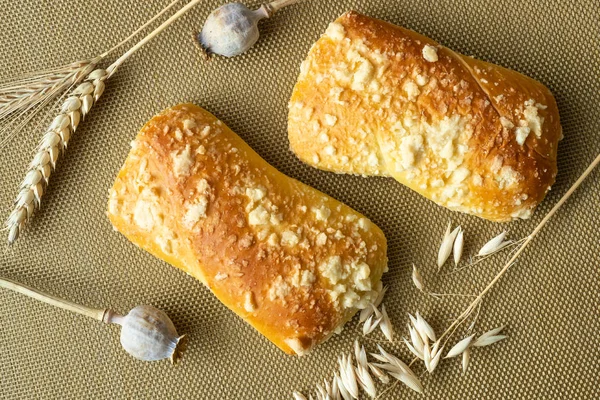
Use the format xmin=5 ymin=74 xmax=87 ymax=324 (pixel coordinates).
xmin=6 ymin=70 xmax=108 ymax=244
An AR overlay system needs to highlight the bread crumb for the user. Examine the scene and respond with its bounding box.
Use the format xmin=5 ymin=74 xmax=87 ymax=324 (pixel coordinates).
xmin=324 ymin=145 xmax=336 ymax=155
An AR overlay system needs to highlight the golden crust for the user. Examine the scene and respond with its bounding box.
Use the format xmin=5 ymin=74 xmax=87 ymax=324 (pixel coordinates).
xmin=107 ymin=104 xmax=388 ymax=355
xmin=288 ymin=11 xmax=561 ymax=222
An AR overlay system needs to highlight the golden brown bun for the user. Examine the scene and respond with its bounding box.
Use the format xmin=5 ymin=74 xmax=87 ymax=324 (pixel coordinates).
xmin=107 ymin=104 xmax=388 ymax=355
xmin=288 ymin=11 xmax=562 ymax=222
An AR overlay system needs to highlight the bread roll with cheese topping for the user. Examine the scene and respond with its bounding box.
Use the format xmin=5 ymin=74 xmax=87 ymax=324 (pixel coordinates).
xmin=107 ymin=104 xmax=388 ymax=355
xmin=288 ymin=11 xmax=562 ymax=222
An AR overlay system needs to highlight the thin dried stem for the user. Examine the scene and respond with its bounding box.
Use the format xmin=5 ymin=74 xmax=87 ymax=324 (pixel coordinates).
xmin=0 ymin=276 xmax=107 ymax=321
xmin=268 ymin=0 xmax=303 ymax=13
xmin=107 ymin=0 xmax=204 ymax=78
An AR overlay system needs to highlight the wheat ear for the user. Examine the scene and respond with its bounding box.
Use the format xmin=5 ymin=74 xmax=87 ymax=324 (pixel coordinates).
xmin=4 ymin=0 xmax=203 ymax=244
xmin=6 ymin=69 xmax=108 ymax=243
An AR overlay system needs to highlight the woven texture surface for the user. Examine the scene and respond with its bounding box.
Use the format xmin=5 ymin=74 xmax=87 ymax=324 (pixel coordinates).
xmin=1 ymin=0 xmax=598 ymax=398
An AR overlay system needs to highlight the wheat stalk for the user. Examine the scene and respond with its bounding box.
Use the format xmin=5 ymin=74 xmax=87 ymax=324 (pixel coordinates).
xmin=3 ymin=0 xmax=204 ymax=244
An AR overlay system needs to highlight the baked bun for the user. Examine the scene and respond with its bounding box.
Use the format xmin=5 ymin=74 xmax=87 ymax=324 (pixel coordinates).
xmin=288 ymin=11 xmax=562 ymax=222
xmin=107 ymin=104 xmax=388 ymax=355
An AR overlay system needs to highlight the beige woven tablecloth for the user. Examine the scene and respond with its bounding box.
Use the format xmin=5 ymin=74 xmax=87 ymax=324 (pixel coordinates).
xmin=1 ymin=0 xmax=598 ymax=398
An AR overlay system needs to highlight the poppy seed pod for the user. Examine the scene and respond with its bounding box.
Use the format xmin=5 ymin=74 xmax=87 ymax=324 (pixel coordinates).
xmin=105 ymin=305 xmax=187 ymax=363
xmin=198 ymin=2 xmax=271 ymax=57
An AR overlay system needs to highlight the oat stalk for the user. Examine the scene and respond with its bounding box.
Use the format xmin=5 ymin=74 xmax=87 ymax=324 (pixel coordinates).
xmin=3 ymin=0 xmax=204 ymax=244
xmin=436 ymin=153 xmax=600 ymax=348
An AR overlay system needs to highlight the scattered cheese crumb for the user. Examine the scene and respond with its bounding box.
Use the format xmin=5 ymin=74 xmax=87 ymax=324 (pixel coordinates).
xmin=183 ymin=119 xmax=197 ymax=132
xmin=500 ymin=117 xmax=515 ymax=129
xmin=183 ymin=196 xmax=208 ymax=229
xmin=491 ymin=155 xmax=504 ymax=173
xmin=324 ymin=145 xmax=336 ymax=155
xmin=245 ymin=187 xmax=266 ymax=202
xmin=367 ymin=153 xmax=379 ymax=167
xmin=268 ymin=276 xmax=290 ymax=301
xmin=215 ymin=272 xmax=228 ymax=281
xmin=301 ymin=270 xmax=316 ymax=286
xmin=267 ymin=233 xmax=279 ymax=247
xmin=515 ymin=126 xmax=531 ymax=145
xmin=316 ymin=232 xmax=327 ymax=246
xmin=281 ymin=230 xmax=300 ymax=247
xmin=357 ymin=218 xmax=368 ymax=231
xmin=324 ymin=114 xmax=338 ymax=126
xmin=200 ymin=125 xmax=211 ymax=137
xmin=319 ymin=133 xmax=329 ymax=142
xmin=497 ymin=166 xmax=520 ymax=189
xmin=422 ymin=45 xmax=439 ymax=62
xmin=415 ymin=74 xmax=429 ymax=86
xmin=171 ymin=144 xmax=194 ymax=177
xmin=319 ymin=256 xmax=344 ymax=285
xmin=248 ymin=205 xmax=270 ymax=226
xmin=523 ymin=101 xmax=544 ymax=138
xmin=399 ymin=135 xmax=424 ymax=169
xmin=313 ymin=206 xmax=331 ymax=221
xmin=244 ymin=292 xmax=257 ymax=312
xmin=351 ymin=58 xmax=374 ymax=91
xmin=403 ymin=80 xmax=420 ymax=101
xmin=174 ymin=129 xmax=183 ymax=141
xmin=325 ymin=22 xmax=345 ymax=41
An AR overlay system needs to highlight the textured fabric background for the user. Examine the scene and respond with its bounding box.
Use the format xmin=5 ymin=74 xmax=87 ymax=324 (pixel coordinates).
xmin=0 ymin=0 xmax=598 ymax=398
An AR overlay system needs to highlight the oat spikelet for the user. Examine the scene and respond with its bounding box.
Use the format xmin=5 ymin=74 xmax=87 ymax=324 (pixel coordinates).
xmin=368 ymin=363 xmax=390 ymax=384
xmin=379 ymin=304 xmax=394 ymax=342
xmin=462 ymin=348 xmax=471 ymax=374
xmin=359 ymin=286 xmax=387 ymax=323
xmin=473 ymin=334 xmax=507 ymax=347
xmin=411 ymin=264 xmax=424 ymax=291
xmin=416 ymin=311 xmax=437 ymax=342
xmin=478 ymin=231 xmax=510 ymax=256
xmin=453 ymin=228 xmax=464 ymax=265
xmin=438 ymin=222 xmax=460 ymax=269
xmin=5 ymin=69 xmax=108 ymax=244
xmin=292 ymin=392 xmax=307 ymax=400
xmin=445 ymin=334 xmax=475 ymax=358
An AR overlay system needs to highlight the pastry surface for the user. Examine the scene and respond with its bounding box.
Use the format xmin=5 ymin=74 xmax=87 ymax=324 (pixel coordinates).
xmin=288 ymin=11 xmax=562 ymax=222
xmin=107 ymin=104 xmax=388 ymax=355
